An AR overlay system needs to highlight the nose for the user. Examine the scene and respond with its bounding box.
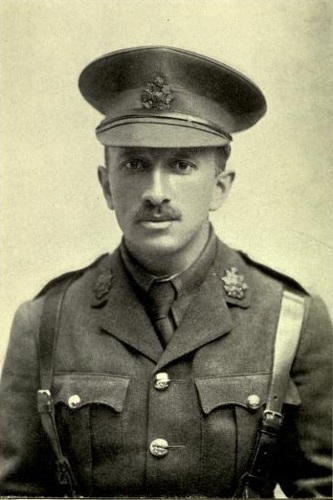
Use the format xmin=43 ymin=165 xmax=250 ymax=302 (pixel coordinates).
xmin=142 ymin=165 xmax=171 ymax=206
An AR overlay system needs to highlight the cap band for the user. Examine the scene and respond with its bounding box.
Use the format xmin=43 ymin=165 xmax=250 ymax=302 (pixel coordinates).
xmin=96 ymin=113 xmax=232 ymax=147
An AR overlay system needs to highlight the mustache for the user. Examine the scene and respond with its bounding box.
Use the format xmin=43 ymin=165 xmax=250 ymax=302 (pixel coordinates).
xmin=134 ymin=204 xmax=182 ymax=222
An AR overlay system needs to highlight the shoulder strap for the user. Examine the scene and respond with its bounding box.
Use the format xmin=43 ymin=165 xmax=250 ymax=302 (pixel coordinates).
xmin=37 ymin=277 xmax=79 ymax=497
xmin=266 ymin=290 xmax=306 ymax=415
xmin=236 ymin=290 xmax=306 ymax=498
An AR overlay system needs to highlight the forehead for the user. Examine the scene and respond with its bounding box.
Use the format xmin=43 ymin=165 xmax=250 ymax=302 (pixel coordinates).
xmin=106 ymin=146 xmax=218 ymax=163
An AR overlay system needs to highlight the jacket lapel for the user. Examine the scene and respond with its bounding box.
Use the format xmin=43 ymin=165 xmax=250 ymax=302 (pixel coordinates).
xmin=154 ymin=240 xmax=253 ymax=371
xmin=154 ymin=268 xmax=233 ymax=371
xmin=91 ymin=251 xmax=163 ymax=363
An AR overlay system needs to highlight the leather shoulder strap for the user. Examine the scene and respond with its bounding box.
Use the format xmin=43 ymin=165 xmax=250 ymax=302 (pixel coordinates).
xmin=37 ymin=276 xmax=79 ymax=496
xmin=236 ymin=289 xmax=306 ymax=498
xmin=265 ymin=290 xmax=305 ymax=416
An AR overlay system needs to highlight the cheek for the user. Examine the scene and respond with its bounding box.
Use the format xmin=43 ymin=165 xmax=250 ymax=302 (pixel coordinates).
xmin=179 ymin=179 xmax=215 ymax=212
xmin=110 ymin=179 xmax=138 ymax=212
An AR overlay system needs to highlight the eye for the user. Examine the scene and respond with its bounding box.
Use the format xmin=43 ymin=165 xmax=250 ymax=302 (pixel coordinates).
xmin=170 ymin=160 xmax=196 ymax=174
xmin=121 ymin=158 xmax=146 ymax=171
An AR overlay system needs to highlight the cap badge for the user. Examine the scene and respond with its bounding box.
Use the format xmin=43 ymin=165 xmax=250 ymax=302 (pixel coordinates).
xmin=93 ymin=268 xmax=113 ymax=300
xmin=221 ymin=267 xmax=248 ymax=299
xmin=141 ymin=75 xmax=174 ymax=110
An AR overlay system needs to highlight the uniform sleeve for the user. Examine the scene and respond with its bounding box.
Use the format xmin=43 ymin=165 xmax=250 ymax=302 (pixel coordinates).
xmin=276 ymin=295 xmax=333 ymax=498
xmin=0 ymin=300 xmax=60 ymax=496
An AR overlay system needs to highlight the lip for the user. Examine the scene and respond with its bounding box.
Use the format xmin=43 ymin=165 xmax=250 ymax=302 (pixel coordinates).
xmin=139 ymin=220 xmax=174 ymax=230
xmin=138 ymin=214 xmax=175 ymax=222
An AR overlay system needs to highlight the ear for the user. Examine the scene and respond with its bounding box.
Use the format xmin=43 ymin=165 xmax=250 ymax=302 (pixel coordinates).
xmin=97 ymin=165 xmax=114 ymax=210
xmin=209 ymin=170 xmax=235 ymax=211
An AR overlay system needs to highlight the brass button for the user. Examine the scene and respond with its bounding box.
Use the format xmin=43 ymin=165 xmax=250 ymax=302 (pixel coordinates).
xmin=68 ymin=394 xmax=81 ymax=408
xmin=149 ymin=438 xmax=169 ymax=457
xmin=154 ymin=372 xmax=171 ymax=391
xmin=246 ymin=394 xmax=261 ymax=410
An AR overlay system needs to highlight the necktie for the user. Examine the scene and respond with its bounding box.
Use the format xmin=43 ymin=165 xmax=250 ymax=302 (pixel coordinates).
xmin=148 ymin=281 xmax=176 ymax=347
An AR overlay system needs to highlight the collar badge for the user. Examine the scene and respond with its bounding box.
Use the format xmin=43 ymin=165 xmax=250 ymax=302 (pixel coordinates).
xmin=141 ymin=75 xmax=174 ymax=110
xmin=221 ymin=267 xmax=248 ymax=299
xmin=93 ymin=268 xmax=113 ymax=300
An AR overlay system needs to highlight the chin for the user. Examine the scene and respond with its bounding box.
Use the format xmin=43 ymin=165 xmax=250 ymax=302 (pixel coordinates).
xmin=129 ymin=234 xmax=187 ymax=259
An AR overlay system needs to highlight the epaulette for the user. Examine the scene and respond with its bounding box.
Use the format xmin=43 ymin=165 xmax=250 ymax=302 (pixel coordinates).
xmin=34 ymin=254 xmax=109 ymax=299
xmin=239 ymin=251 xmax=309 ymax=296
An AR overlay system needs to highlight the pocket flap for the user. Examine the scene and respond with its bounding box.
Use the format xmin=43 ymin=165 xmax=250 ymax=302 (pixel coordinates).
xmin=195 ymin=373 xmax=271 ymax=415
xmin=53 ymin=373 xmax=130 ymax=412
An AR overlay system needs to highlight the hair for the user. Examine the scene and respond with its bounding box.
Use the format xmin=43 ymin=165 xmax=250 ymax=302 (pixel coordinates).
xmin=104 ymin=146 xmax=112 ymax=167
xmin=213 ymin=144 xmax=232 ymax=173
xmin=104 ymin=143 xmax=231 ymax=173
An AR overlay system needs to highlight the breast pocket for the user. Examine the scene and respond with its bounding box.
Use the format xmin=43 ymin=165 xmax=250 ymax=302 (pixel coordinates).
xmin=53 ymin=373 xmax=130 ymax=493
xmin=194 ymin=373 xmax=301 ymax=496
xmin=194 ymin=373 xmax=270 ymax=496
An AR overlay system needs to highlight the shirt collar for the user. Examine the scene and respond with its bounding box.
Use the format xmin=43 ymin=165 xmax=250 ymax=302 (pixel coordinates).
xmin=120 ymin=225 xmax=217 ymax=297
xmin=120 ymin=241 xmax=156 ymax=293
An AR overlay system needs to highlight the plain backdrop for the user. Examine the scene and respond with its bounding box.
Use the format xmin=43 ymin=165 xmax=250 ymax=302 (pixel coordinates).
xmin=1 ymin=0 xmax=333 ymax=370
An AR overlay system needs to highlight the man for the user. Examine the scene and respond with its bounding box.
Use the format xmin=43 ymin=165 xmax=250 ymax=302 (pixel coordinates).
xmin=0 ymin=46 xmax=332 ymax=498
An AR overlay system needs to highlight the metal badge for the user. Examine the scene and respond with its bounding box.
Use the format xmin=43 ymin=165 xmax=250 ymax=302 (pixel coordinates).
xmin=221 ymin=267 xmax=248 ymax=299
xmin=93 ymin=268 xmax=113 ymax=300
xmin=141 ymin=76 xmax=174 ymax=110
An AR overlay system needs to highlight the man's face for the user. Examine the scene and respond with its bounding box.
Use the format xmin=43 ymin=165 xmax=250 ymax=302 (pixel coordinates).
xmin=99 ymin=146 xmax=233 ymax=264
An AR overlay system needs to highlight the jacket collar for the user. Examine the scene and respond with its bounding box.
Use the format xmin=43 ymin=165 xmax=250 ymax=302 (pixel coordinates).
xmin=89 ymin=239 xmax=252 ymax=367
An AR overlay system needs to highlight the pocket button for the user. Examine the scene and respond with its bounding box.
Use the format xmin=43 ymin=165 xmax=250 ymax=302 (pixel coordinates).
xmin=246 ymin=394 xmax=261 ymax=410
xmin=68 ymin=394 xmax=81 ymax=408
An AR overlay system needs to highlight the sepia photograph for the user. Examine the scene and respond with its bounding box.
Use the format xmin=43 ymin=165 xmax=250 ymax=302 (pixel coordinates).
xmin=1 ymin=0 xmax=332 ymax=497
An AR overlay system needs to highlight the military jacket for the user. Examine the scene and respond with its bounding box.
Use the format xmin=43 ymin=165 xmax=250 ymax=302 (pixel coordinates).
xmin=0 ymin=240 xmax=332 ymax=497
